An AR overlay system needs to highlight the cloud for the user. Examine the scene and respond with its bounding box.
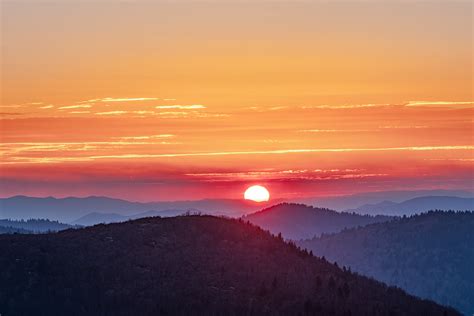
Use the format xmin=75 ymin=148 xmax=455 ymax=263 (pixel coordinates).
xmin=301 ymin=129 xmax=372 ymax=133
xmin=184 ymin=168 xmax=388 ymax=182
xmin=95 ymin=111 xmax=128 ymax=115
xmin=156 ymin=111 xmax=190 ymax=116
xmin=115 ymin=134 xmax=175 ymax=140
xmin=425 ymin=158 xmax=474 ymax=162
xmin=132 ymin=110 xmax=155 ymax=115
xmin=81 ymin=97 xmax=159 ymax=103
xmin=248 ymin=106 xmax=287 ymax=111
xmin=300 ymin=125 xmax=429 ymax=133
xmin=0 ymin=105 xmax=25 ymax=108
xmin=88 ymin=145 xmax=474 ymax=160
xmin=378 ymin=125 xmax=428 ymax=129
xmin=58 ymin=105 xmax=92 ymax=109
xmin=156 ymin=105 xmax=206 ymax=109
xmin=406 ymin=101 xmax=474 ymax=107
xmin=3 ymin=143 xmax=472 ymax=167
xmin=39 ymin=105 xmax=55 ymax=109
xmin=302 ymin=103 xmax=394 ymax=109
xmin=1 ymin=141 xmax=178 ymax=155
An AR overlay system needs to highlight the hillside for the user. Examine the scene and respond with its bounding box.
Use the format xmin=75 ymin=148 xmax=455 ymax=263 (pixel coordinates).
xmin=299 ymin=211 xmax=474 ymax=315
xmin=344 ymin=196 xmax=474 ymax=216
xmin=0 ymin=219 xmax=75 ymax=234
xmin=244 ymin=203 xmax=392 ymax=240
xmin=0 ymin=216 xmax=459 ymax=316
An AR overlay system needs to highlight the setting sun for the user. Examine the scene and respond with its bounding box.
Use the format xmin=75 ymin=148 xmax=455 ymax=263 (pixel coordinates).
xmin=244 ymin=185 xmax=270 ymax=202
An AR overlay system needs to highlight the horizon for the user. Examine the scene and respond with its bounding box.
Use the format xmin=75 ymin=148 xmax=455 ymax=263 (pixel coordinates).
xmin=2 ymin=188 xmax=474 ymax=204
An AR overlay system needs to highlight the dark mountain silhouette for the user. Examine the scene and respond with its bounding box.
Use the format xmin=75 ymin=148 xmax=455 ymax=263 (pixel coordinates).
xmin=244 ymin=203 xmax=392 ymax=240
xmin=298 ymin=190 xmax=474 ymax=212
xmin=0 ymin=215 xmax=459 ymax=316
xmin=0 ymin=196 xmax=275 ymax=222
xmin=344 ymin=196 xmax=474 ymax=215
xmin=299 ymin=211 xmax=474 ymax=315
xmin=0 ymin=219 xmax=75 ymax=234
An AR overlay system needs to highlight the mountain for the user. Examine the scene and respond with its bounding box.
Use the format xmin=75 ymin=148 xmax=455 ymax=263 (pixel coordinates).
xmin=299 ymin=211 xmax=474 ymax=315
xmin=0 ymin=219 xmax=75 ymax=234
xmin=244 ymin=203 xmax=392 ymax=240
xmin=70 ymin=212 xmax=130 ymax=226
xmin=299 ymin=190 xmax=474 ymax=212
xmin=344 ymin=196 xmax=474 ymax=216
xmin=71 ymin=209 xmax=191 ymax=226
xmin=0 ymin=195 xmax=275 ymax=222
xmin=3 ymin=193 xmax=471 ymax=223
xmin=0 ymin=216 xmax=459 ymax=316
xmin=0 ymin=226 xmax=32 ymax=234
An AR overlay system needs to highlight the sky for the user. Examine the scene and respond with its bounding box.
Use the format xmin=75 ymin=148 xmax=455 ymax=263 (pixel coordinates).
xmin=1 ymin=0 xmax=473 ymax=201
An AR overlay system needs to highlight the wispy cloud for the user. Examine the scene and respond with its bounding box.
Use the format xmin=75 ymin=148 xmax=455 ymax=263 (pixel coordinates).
xmin=95 ymin=111 xmax=128 ymax=115
xmin=406 ymin=101 xmax=474 ymax=107
xmin=425 ymin=158 xmax=474 ymax=162
xmin=132 ymin=110 xmax=155 ymax=115
xmin=156 ymin=105 xmax=206 ymax=109
xmin=58 ymin=105 xmax=92 ymax=110
xmin=301 ymin=129 xmax=372 ymax=133
xmin=88 ymin=145 xmax=474 ymax=160
xmin=0 ymin=105 xmax=25 ymax=108
xmin=302 ymin=103 xmax=394 ymax=109
xmin=300 ymin=125 xmax=429 ymax=133
xmin=184 ymin=168 xmax=387 ymax=182
xmin=39 ymin=105 xmax=55 ymax=109
xmin=81 ymin=97 xmax=159 ymax=103
xmin=248 ymin=106 xmax=288 ymax=112
xmin=378 ymin=125 xmax=428 ymax=129
xmin=156 ymin=111 xmax=190 ymax=116
xmin=115 ymin=134 xmax=175 ymax=140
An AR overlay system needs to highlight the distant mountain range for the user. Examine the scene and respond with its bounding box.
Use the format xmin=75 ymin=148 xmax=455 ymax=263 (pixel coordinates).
xmin=0 ymin=196 xmax=276 ymax=222
xmin=244 ymin=203 xmax=393 ymax=240
xmin=71 ymin=209 xmax=196 ymax=226
xmin=344 ymin=196 xmax=474 ymax=216
xmin=1 ymin=192 xmax=472 ymax=224
xmin=299 ymin=190 xmax=474 ymax=212
xmin=299 ymin=211 xmax=474 ymax=316
xmin=0 ymin=215 xmax=459 ymax=315
xmin=0 ymin=219 xmax=76 ymax=234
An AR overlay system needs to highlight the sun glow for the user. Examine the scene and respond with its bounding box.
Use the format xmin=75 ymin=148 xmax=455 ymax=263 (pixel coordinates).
xmin=244 ymin=185 xmax=270 ymax=202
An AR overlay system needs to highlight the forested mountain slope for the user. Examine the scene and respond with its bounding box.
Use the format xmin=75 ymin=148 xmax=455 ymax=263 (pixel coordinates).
xmin=0 ymin=215 xmax=458 ymax=316
xmin=299 ymin=211 xmax=474 ymax=315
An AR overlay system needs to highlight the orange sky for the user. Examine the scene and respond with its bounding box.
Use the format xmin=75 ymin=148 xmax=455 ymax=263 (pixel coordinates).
xmin=1 ymin=1 xmax=473 ymax=201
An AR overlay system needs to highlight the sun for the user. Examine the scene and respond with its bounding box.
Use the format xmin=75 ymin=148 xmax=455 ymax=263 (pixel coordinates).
xmin=244 ymin=185 xmax=270 ymax=202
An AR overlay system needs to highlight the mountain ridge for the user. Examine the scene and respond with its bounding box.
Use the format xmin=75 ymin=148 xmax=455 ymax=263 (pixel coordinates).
xmin=244 ymin=203 xmax=393 ymax=240
xmin=344 ymin=196 xmax=474 ymax=215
